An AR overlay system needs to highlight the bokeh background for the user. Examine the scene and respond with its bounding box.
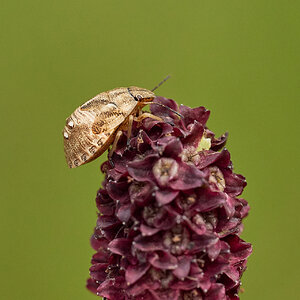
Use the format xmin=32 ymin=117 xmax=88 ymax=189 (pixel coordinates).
xmin=1 ymin=1 xmax=299 ymax=299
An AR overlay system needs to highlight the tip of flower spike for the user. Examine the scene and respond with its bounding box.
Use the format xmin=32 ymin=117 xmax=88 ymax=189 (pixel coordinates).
xmin=87 ymin=97 xmax=251 ymax=299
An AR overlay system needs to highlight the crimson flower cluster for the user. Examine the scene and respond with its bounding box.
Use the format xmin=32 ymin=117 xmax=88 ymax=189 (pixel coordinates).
xmin=87 ymin=97 xmax=252 ymax=300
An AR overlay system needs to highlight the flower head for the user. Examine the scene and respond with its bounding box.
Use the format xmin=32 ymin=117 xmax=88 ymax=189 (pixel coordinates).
xmin=87 ymin=97 xmax=252 ymax=299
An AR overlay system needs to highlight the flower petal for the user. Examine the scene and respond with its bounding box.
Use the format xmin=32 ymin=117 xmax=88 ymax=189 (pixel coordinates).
xmin=108 ymin=238 xmax=132 ymax=256
xmin=156 ymin=189 xmax=179 ymax=206
xmin=140 ymin=224 xmax=161 ymax=236
xmin=194 ymin=188 xmax=226 ymax=212
xmin=86 ymin=278 xmax=99 ymax=294
xmin=128 ymin=154 xmax=158 ymax=182
xmin=169 ymin=163 xmax=205 ymax=190
xmin=125 ymin=263 xmax=150 ymax=285
xmin=206 ymin=283 xmax=226 ymax=300
xmin=149 ymin=251 xmax=178 ymax=270
xmin=181 ymin=121 xmax=204 ymax=148
xmin=134 ymin=233 xmax=165 ymax=252
xmin=172 ymin=255 xmax=191 ymax=279
xmin=107 ymin=180 xmax=130 ymax=203
xmin=89 ymin=263 xmax=108 ymax=282
xmin=188 ymin=233 xmax=218 ymax=254
xmin=129 ymin=181 xmax=154 ymax=206
xmin=223 ymin=169 xmax=247 ymax=196
xmin=116 ymin=203 xmax=132 ymax=223
xmin=179 ymin=105 xmax=210 ymax=127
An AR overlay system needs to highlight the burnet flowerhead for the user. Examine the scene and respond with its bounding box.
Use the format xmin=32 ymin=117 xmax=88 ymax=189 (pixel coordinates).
xmin=87 ymin=97 xmax=252 ymax=300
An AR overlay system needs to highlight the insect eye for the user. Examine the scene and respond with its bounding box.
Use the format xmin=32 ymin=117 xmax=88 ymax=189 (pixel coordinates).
xmin=136 ymin=94 xmax=142 ymax=100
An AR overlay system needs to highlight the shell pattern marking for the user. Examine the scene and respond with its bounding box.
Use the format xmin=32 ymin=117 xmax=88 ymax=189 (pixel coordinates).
xmin=63 ymin=87 xmax=155 ymax=168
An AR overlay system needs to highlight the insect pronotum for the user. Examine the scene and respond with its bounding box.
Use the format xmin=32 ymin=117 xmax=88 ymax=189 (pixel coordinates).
xmin=63 ymin=78 xmax=181 ymax=168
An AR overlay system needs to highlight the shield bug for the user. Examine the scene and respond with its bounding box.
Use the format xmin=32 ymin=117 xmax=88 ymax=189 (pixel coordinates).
xmin=63 ymin=78 xmax=181 ymax=168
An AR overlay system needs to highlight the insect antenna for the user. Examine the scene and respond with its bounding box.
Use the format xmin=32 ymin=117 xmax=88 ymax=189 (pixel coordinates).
xmin=143 ymin=101 xmax=183 ymax=119
xmin=150 ymin=75 xmax=183 ymax=118
xmin=151 ymin=75 xmax=171 ymax=92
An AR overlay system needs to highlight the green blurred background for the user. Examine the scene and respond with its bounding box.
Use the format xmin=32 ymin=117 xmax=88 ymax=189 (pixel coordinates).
xmin=1 ymin=1 xmax=299 ymax=299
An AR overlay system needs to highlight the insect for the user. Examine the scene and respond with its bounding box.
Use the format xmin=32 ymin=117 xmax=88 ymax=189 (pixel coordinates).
xmin=63 ymin=77 xmax=180 ymax=168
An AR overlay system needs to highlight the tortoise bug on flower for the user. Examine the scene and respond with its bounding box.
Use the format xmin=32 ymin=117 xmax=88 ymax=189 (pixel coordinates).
xmin=63 ymin=77 xmax=181 ymax=168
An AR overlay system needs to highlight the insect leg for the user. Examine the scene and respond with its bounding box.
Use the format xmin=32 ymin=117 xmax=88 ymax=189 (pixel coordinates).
xmin=108 ymin=130 xmax=123 ymax=166
xmin=134 ymin=112 xmax=163 ymax=123
xmin=127 ymin=115 xmax=134 ymax=146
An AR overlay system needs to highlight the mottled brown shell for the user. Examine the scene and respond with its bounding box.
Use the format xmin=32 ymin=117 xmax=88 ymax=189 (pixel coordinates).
xmin=63 ymin=86 xmax=155 ymax=168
